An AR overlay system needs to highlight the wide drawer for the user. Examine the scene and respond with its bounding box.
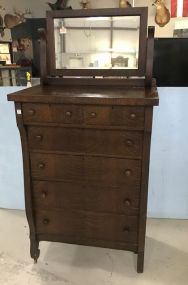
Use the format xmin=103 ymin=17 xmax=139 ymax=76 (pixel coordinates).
xmin=30 ymin=153 xmax=141 ymax=187
xmin=22 ymin=103 xmax=144 ymax=128
xmin=35 ymin=209 xmax=138 ymax=243
xmin=28 ymin=126 xmax=143 ymax=157
xmin=32 ymin=181 xmax=140 ymax=215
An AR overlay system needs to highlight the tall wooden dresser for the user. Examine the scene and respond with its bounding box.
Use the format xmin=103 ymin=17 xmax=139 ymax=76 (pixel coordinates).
xmin=8 ymin=7 xmax=159 ymax=273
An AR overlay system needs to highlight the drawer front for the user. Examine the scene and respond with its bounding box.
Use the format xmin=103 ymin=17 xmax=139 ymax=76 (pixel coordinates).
xmin=33 ymin=181 xmax=140 ymax=215
xmin=30 ymin=153 xmax=141 ymax=188
xmin=83 ymin=106 xmax=144 ymax=128
xmin=22 ymin=103 xmax=83 ymax=124
xmin=23 ymin=103 xmax=144 ymax=128
xmin=28 ymin=127 xmax=143 ymax=157
xmin=111 ymin=106 xmax=144 ymax=128
xmin=35 ymin=209 xmax=138 ymax=243
xmin=84 ymin=106 xmax=111 ymax=125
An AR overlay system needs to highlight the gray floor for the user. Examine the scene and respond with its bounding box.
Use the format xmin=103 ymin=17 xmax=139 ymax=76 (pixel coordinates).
xmin=0 ymin=209 xmax=188 ymax=285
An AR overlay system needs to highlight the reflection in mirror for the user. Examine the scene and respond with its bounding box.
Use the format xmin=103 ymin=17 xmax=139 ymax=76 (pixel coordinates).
xmin=54 ymin=16 xmax=140 ymax=70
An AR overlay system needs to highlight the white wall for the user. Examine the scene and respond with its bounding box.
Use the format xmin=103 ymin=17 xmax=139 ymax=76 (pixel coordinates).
xmin=1 ymin=86 xmax=188 ymax=219
xmin=148 ymin=87 xmax=188 ymax=219
xmin=0 ymin=87 xmax=25 ymax=209
xmin=0 ymin=0 xmax=187 ymax=41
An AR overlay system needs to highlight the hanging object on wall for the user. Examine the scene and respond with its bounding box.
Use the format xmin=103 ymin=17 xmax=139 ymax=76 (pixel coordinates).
xmin=80 ymin=1 xmax=90 ymax=9
xmin=16 ymin=38 xmax=32 ymax=51
xmin=0 ymin=14 xmax=5 ymax=37
xmin=47 ymin=0 xmax=72 ymax=10
xmin=0 ymin=6 xmax=5 ymax=37
xmin=171 ymin=0 xmax=188 ymax=17
xmin=152 ymin=0 xmax=170 ymax=27
xmin=0 ymin=5 xmax=5 ymax=11
xmin=119 ymin=0 xmax=132 ymax=8
xmin=4 ymin=9 xmax=31 ymax=29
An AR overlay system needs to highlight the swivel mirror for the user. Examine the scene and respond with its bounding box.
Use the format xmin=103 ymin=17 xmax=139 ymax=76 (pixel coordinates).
xmin=47 ymin=8 xmax=148 ymax=76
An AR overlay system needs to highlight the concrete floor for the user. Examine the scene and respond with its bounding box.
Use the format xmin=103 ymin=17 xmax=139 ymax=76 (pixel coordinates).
xmin=0 ymin=209 xmax=188 ymax=285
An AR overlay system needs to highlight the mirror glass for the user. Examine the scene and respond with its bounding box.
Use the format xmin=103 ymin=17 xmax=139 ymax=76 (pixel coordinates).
xmin=54 ymin=16 xmax=140 ymax=70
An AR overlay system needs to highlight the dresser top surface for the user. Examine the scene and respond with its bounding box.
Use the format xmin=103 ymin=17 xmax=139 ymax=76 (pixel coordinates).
xmin=8 ymin=84 xmax=159 ymax=106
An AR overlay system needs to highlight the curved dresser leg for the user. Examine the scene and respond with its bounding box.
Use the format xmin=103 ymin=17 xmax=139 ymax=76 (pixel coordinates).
xmin=137 ymin=251 xmax=144 ymax=273
xmin=30 ymin=237 xmax=40 ymax=263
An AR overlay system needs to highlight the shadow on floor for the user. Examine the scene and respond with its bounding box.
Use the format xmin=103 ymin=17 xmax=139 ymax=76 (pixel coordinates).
xmin=33 ymin=236 xmax=188 ymax=284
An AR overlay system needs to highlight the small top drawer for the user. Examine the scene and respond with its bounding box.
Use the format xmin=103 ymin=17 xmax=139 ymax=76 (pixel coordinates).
xmin=84 ymin=106 xmax=111 ymax=125
xmin=22 ymin=103 xmax=144 ymax=128
xmin=110 ymin=106 xmax=144 ymax=128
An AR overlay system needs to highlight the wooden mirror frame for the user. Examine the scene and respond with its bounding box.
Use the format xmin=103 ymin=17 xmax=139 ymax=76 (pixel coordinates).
xmin=46 ymin=7 xmax=148 ymax=77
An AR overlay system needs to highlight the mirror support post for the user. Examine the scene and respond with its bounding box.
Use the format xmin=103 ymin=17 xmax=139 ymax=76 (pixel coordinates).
xmin=38 ymin=28 xmax=47 ymax=86
xmin=145 ymin=26 xmax=155 ymax=88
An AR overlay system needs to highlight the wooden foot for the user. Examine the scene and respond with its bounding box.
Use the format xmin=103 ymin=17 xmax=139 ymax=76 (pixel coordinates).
xmin=30 ymin=238 xmax=40 ymax=263
xmin=137 ymin=252 xmax=144 ymax=273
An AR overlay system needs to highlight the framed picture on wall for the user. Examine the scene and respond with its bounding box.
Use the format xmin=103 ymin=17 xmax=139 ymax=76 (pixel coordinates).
xmin=174 ymin=20 xmax=188 ymax=38
xmin=174 ymin=29 xmax=188 ymax=37
xmin=0 ymin=42 xmax=13 ymax=64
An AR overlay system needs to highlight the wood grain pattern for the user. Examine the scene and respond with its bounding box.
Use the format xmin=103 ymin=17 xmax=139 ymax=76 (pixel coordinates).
xmin=28 ymin=126 xmax=143 ymax=157
xmin=35 ymin=209 xmax=138 ymax=243
xmin=22 ymin=103 xmax=145 ymax=129
xmin=32 ymin=180 xmax=140 ymax=215
xmin=37 ymin=234 xmax=138 ymax=252
xmin=137 ymin=107 xmax=153 ymax=273
xmin=7 ymin=7 xmax=159 ymax=273
xmin=38 ymin=28 xmax=47 ymax=85
xmin=7 ymin=85 xmax=159 ymax=106
xmin=15 ymin=103 xmax=40 ymax=262
xmin=30 ymin=153 xmax=142 ymax=187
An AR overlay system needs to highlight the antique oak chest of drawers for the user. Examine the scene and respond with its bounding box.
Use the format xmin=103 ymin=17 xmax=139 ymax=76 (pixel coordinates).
xmin=8 ymin=84 xmax=158 ymax=273
xmin=8 ymin=7 xmax=159 ymax=273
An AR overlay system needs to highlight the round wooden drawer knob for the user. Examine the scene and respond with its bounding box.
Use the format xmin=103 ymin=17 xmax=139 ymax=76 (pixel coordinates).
xmin=43 ymin=218 xmax=49 ymax=225
xmin=125 ymin=170 xmax=132 ymax=177
xmin=36 ymin=135 xmax=43 ymax=141
xmin=28 ymin=109 xmax=35 ymax=116
xmin=38 ymin=162 xmax=45 ymax=169
xmin=41 ymin=192 xmax=47 ymax=199
xmin=90 ymin=112 xmax=97 ymax=118
xmin=126 ymin=140 xmax=133 ymax=146
xmin=124 ymin=199 xmax=131 ymax=207
xmin=123 ymin=227 xmax=130 ymax=233
xmin=130 ymin=113 xmax=136 ymax=120
xmin=65 ymin=111 xmax=72 ymax=117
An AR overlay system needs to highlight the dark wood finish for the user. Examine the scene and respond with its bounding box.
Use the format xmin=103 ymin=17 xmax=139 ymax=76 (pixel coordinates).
xmin=28 ymin=126 xmax=143 ymax=157
xmin=145 ymin=26 xmax=155 ymax=88
xmin=8 ymin=85 xmax=158 ymax=106
xmin=32 ymin=181 xmax=140 ymax=215
xmin=37 ymin=234 xmax=138 ymax=252
xmin=45 ymin=77 xmax=156 ymax=87
xmin=46 ymin=11 xmax=55 ymax=76
xmin=7 ymin=7 xmax=159 ymax=273
xmin=46 ymin=8 xmax=148 ymax=77
xmin=14 ymin=103 xmax=40 ymax=262
xmin=35 ymin=209 xmax=138 ymax=243
xmin=30 ymin=153 xmax=142 ymax=187
xmin=137 ymin=107 xmax=154 ymax=273
xmin=38 ymin=28 xmax=47 ymax=85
